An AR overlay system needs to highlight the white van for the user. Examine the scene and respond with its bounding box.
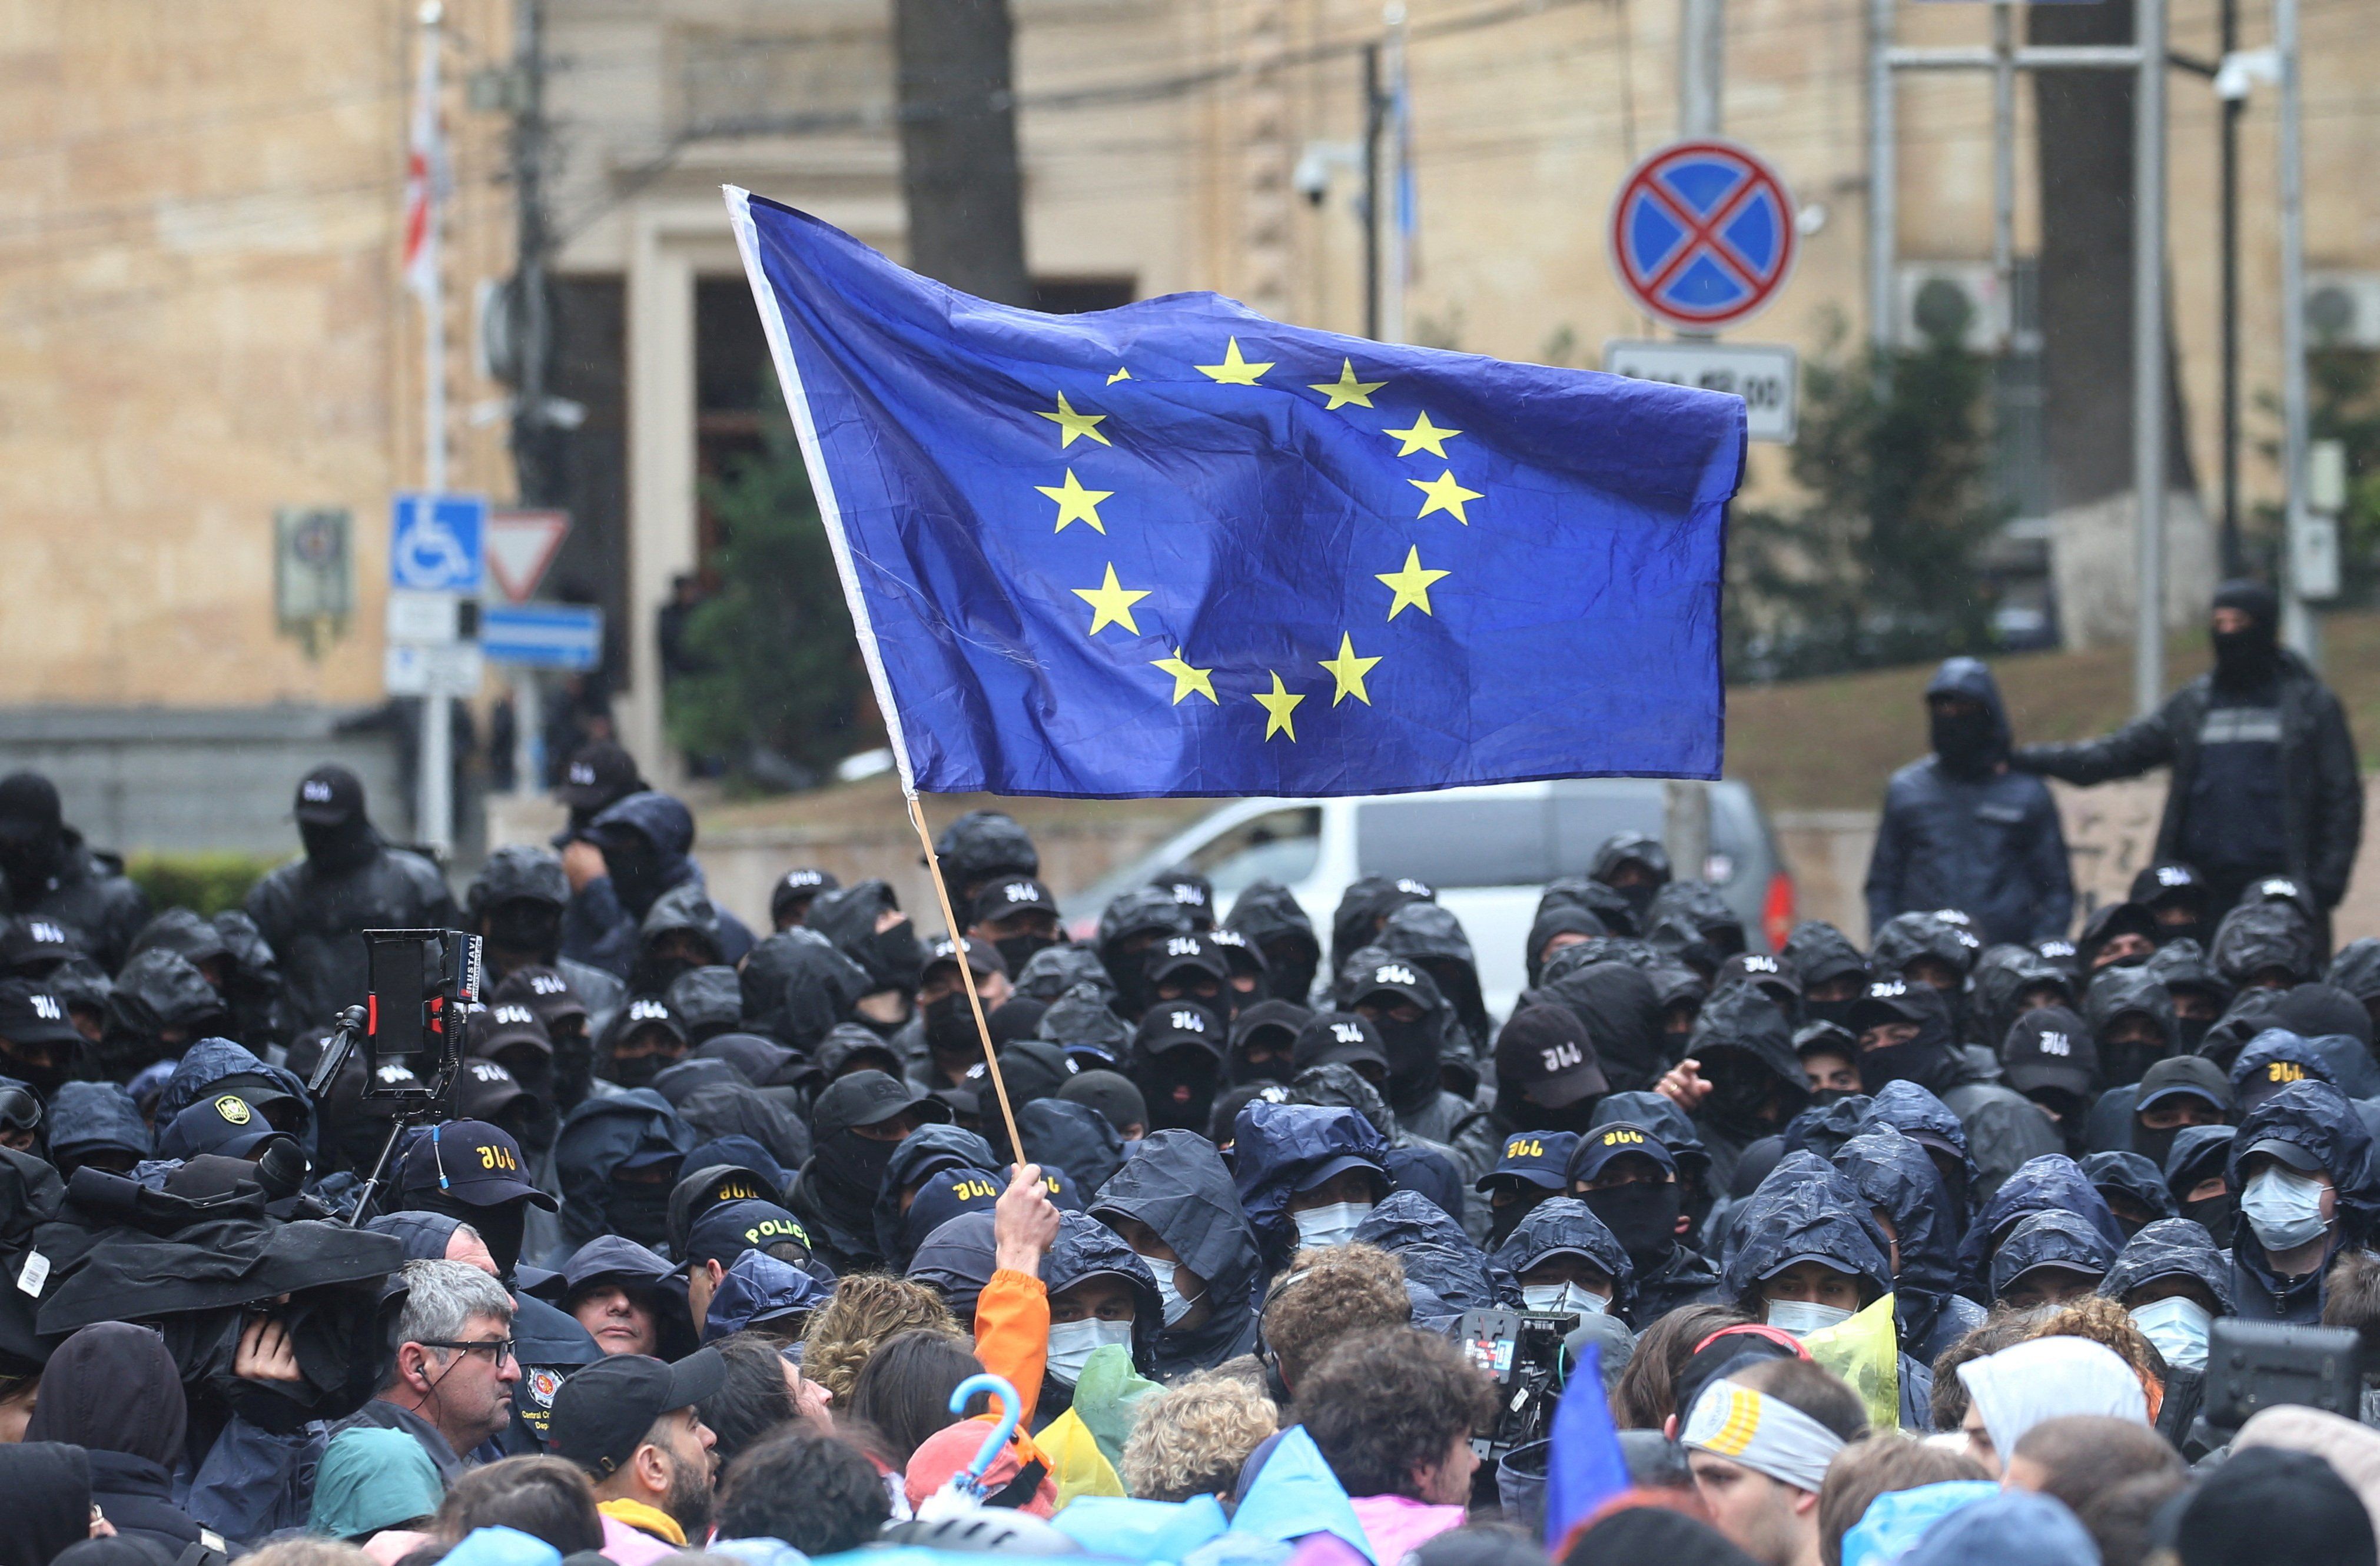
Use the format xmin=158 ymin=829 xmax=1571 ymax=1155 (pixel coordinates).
xmin=1064 ymin=778 xmax=1794 ymax=1020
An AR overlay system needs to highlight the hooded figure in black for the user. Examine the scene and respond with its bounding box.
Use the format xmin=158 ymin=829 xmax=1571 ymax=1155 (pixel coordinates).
xmin=1953 ymin=1152 xmax=2126 ymax=1302
xmin=465 ymin=845 xmax=627 ymax=1030
xmin=1644 ymin=882 xmax=1747 ymax=973
xmin=1231 ymin=1099 xmax=1391 ymax=1276
xmin=1536 ymin=958 xmax=1669 ymax=1095
xmin=2144 ymin=937 xmax=2232 ymax=1053
xmin=244 ymin=766 xmax=456 ymax=1038
xmin=789 ymin=1071 xmax=951 ymax=1274
xmin=550 ymin=1088 xmax=698 ymax=1259
xmin=92 ymin=947 xmax=230 ymax=1082
xmin=2227 ymin=1078 xmax=2380 ymax=1323
xmin=1781 ymin=920 xmax=1870 ymax=1032
xmin=1488 ymin=1196 xmax=1635 ymax=1322
xmin=1831 ymin=1126 xmax=1981 ymax=1364
xmin=22 ymin=1322 xmax=210 ymax=1555
xmin=2165 ymin=1123 xmax=2239 ymax=1246
xmin=1675 ymin=983 xmax=1809 ymax=1192
xmin=932 ymin=809 xmax=1039 ymax=913
xmin=2209 ymin=899 xmax=2322 ymax=992
xmin=739 ymin=927 xmax=872 ymax=1052
xmin=1860 ymin=1079 xmax=1981 ymax=1231
xmin=562 ymin=790 xmax=754 ymax=979
xmin=2082 ymin=965 xmax=2179 ymax=1094
xmin=1017 ymin=1098 xmax=1126 ymax=1195
xmin=1969 ymin=944 xmax=2074 ymax=1056
xmin=1088 ymin=1129 xmax=1264 ymax=1377
xmin=2015 ymin=579 xmax=2364 ymax=918
xmin=808 ymin=879 xmax=927 ymax=1030
xmin=657 ymin=1060 xmax=811 ymax=1175
xmin=1588 ymin=1089 xmax=1717 ymax=1247
xmin=1096 ymin=887 xmax=1193 ymax=1019
xmin=1340 ymin=955 xmax=1472 ymax=1142
xmin=0 ymin=772 xmax=150 ymax=974
xmin=1225 ymin=880 xmax=1322 ymax=1006
xmin=1846 ymin=979 xmax=2059 ymax=1202
xmin=1327 ymin=876 xmax=1435 ymax=981
xmin=2080 ymin=1149 xmax=2179 ymax=1237
xmin=1588 ymin=832 xmax=1671 ymax=928
xmin=46 ymin=1080 xmax=150 ymax=1178
xmin=1564 ymin=1123 xmax=1721 ymax=1328
xmin=1379 ymin=902 xmax=1492 ymax=1058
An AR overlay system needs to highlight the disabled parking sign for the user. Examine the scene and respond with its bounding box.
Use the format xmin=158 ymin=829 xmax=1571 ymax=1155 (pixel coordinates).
xmin=1608 ymin=140 xmax=1798 ymax=332
xmin=390 ymin=492 xmax=487 ymax=594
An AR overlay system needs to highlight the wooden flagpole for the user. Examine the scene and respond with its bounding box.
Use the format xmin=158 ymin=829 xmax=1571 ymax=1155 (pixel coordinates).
xmin=904 ymin=792 xmax=1027 ymax=1171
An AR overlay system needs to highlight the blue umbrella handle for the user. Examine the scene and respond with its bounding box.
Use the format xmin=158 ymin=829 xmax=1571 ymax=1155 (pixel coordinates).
xmin=948 ymin=1372 xmax=1023 ymax=1488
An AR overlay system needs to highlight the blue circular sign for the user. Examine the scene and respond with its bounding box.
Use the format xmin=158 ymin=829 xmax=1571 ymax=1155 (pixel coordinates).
xmin=1608 ymin=139 xmax=1798 ymax=331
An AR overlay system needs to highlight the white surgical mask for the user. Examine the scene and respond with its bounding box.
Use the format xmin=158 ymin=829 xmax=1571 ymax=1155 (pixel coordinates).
xmin=1136 ymin=1251 xmax=1205 ymax=1327
xmin=1292 ymin=1200 xmax=1373 ymax=1249
xmin=2129 ymin=1296 xmax=2212 ymax=1372
xmin=1522 ymin=1282 xmax=1609 ymax=1318
xmin=1765 ymin=1299 xmax=1854 ymax=1338
xmin=1044 ymin=1318 xmax=1132 ymax=1386
xmin=2240 ymin=1165 xmax=2330 ymax=1254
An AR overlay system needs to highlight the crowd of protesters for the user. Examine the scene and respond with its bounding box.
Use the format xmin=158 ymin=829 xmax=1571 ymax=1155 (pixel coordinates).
xmin=0 ymin=583 xmax=2377 ymax=1566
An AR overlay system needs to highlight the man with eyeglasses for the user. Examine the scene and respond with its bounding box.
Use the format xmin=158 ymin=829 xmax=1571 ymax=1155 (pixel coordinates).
xmin=335 ymin=1258 xmax=520 ymax=1481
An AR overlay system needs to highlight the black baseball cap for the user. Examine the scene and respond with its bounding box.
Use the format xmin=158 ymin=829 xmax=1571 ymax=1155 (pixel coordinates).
xmin=812 ymin=1070 xmax=948 ymax=1141
xmin=2242 ymin=1135 xmax=2327 ymax=1176
xmin=2001 ymin=1005 xmax=2097 ymax=1099
xmin=2136 ymin=1055 xmax=2232 ymax=1115
xmin=293 ymin=764 xmax=365 ymax=826
xmin=2133 ymin=861 xmax=2209 ymax=909
xmin=1293 ymin=1012 xmax=1388 ymax=1075
xmin=1057 ymin=1070 xmax=1147 ymax=1137
xmin=615 ymin=996 xmax=686 ymax=1048
xmin=493 ymin=966 xmax=588 ymax=1029
xmin=924 ymin=936 xmax=1006 ymax=983
xmin=157 ymin=1093 xmax=283 ymax=1161
xmin=1793 ymin=1020 xmax=1858 ymax=1059
xmin=0 ymin=773 xmax=61 ymax=839
xmin=1 ymin=917 xmax=82 ymax=972
xmin=971 ymin=878 xmax=1058 ymax=926
xmin=398 ymin=1119 xmax=557 ymax=1209
xmin=1717 ymin=953 xmax=1801 ymax=1004
xmin=550 ymin=1348 xmax=728 ymax=1478
xmin=0 ymin=978 xmax=84 ymax=1048
xmin=1146 ymin=933 xmax=1228 ymax=986
xmin=771 ymin=868 xmax=841 ymax=924
xmin=557 ymin=740 xmax=646 ymax=813
xmin=1476 ymin=1129 xmax=1580 ymax=1193
xmin=1134 ymin=1002 xmax=1224 ymax=1060
xmin=1847 ymin=979 xmax=1930 ymax=1033
xmin=456 ymin=1058 xmax=532 ymax=1121
xmin=1565 ymin=1122 xmax=1678 ymax=1186
xmin=472 ymin=1000 xmax=555 ymax=1061
xmin=1494 ymin=1004 xmax=1608 ymax=1108
xmin=1153 ymin=869 xmax=1216 ymax=922
xmin=682 ymin=1199 xmax=812 ymax=1269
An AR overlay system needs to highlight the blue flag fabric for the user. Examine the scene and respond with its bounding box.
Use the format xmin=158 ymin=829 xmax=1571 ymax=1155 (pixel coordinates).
xmin=1542 ymin=1342 xmax=1629 ymax=1545
xmin=727 ymin=189 xmax=1742 ymax=799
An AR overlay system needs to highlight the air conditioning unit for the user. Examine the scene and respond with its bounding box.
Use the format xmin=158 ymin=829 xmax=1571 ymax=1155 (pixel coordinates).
xmin=1896 ymin=261 xmax=2003 ymax=353
xmin=2306 ymin=272 xmax=2380 ymax=349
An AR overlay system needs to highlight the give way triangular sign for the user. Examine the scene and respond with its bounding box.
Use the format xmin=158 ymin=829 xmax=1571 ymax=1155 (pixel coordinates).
xmin=486 ymin=509 xmax=571 ymax=603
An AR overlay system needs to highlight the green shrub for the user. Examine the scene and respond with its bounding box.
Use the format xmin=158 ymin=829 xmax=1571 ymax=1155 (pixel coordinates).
xmin=124 ymin=852 xmax=282 ymax=917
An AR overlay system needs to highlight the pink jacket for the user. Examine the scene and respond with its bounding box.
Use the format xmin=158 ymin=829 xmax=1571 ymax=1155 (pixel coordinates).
xmin=1349 ymin=1494 xmax=1468 ymax=1565
xmin=598 ymin=1513 xmax=681 ymax=1566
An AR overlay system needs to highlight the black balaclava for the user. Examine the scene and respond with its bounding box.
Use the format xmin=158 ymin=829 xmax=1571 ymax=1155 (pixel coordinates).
xmin=1858 ymin=998 xmax=1954 ymax=1096
xmin=2133 ymin=1117 xmax=2184 ymax=1173
xmin=1930 ymin=701 xmax=2001 ymax=780
xmin=1486 ymin=1186 xmax=1555 ymax=1249
xmin=0 ymin=773 xmax=65 ymax=895
xmin=628 ymin=942 xmax=707 ymax=1000
xmin=2182 ymin=1191 xmax=2238 ymax=1249
xmin=1375 ymin=1016 xmax=1443 ymax=1118
xmin=814 ymin=1129 xmax=893 ymax=1235
xmin=923 ymin=993 xmax=978 ymax=1063
xmin=484 ymin=899 xmax=563 ymax=967
xmin=1495 ymin=1078 xmax=1605 ymax=1138
xmin=1584 ymin=1181 xmax=1682 ymax=1270
xmin=413 ymin=1188 xmax=529 ymax=1279
xmin=2210 ymin=579 xmax=2282 ymax=692
xmin=1262 ymin=941 xmax=1320 ymax=1006
xmin=603 ymin=832 xmax=668 ymax=919
xmin=0 ymin=1040 xmax=65 ymax=1098
xmin=994 ymin=932 xmax=1058 ymax=977
xmin=2099 ymin=1018 xmax=2171 ymax=1092
xmin=1137 ymin=1048 xmax=1220 ymax=1134
xmin=2175 ymin=1011 xmax=2217 ymax=1055
xmin=299 ymin=814 xmax=379 ymax=876
xmin=606 ymin=1043 xmax=668 ymax=1090
xmin=606 ymin=1175 xmax=673 ymax=1249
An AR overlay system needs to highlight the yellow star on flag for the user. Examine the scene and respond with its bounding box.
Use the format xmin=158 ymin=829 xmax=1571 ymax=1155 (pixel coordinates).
xmin=1034 ymin=469 xmax=1113 ymax=534
xmin=1310 ymin=359 xmax=1386 ymax=410
xmin=1071 ymin=563 xmax=1151 ymax=636
xmin=1037 ymin=391 xmax=1112 ymax=448
xmin=1253 ymin=672 xmax=1306 ymax=741
xmin=1383 ymin=411 xmax=1461 ymax=458
xmin=1151 ymin=649 xmax=1218 ymax=705
xmin=1196 ymin=337 xmax=1273 ymax=385
xmin=1107 ymin=367 xmax=1132 ymax=384
xmin=1376 ymin=547 xmax=1449 ymax=620
xmin=1410 ymin=469 xmax=1483 ymax=524
xmin=1318 ymin=633 xmax=1382 ymax=706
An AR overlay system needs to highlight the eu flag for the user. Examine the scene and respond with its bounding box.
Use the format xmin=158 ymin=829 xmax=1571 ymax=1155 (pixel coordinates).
xmin=726 ymin=189 xmax=1742 ymax=799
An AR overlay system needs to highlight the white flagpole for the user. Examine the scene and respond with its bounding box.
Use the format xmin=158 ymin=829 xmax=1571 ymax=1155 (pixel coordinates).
xmin=411 ymin=2 xmax=453 ymax=855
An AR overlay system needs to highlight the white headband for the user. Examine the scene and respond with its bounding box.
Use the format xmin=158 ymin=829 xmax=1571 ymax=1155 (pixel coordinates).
xmin=1681 ymin=1377 xmax=1847 ymax=1494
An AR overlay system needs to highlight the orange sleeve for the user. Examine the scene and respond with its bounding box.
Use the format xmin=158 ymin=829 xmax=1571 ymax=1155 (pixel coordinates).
xmin=971 ymin=1266 xmax=1050 ymax=1430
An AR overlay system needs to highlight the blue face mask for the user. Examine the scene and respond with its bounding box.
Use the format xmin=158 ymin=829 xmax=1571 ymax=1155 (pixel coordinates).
xmin=2240 ymin=1165 xmax=2330 ymax=1254
xmin=1522 ymin=1281 xmax=1609 ymax=1318
xmin=1044 ymin=1318 xmax=1131 ymax=1386
xmin=1292 ymin=1201 xmax=1372 ymax=1250
xmin=2129 ymin=1296 xmax=2212 ymax=1372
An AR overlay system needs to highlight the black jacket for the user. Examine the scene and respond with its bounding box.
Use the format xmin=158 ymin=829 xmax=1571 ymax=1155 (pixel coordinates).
xmin=1867 ymin=659 xmax=2073 ymax=945
xmin=5 ymin=829 xmax=151 ymax=974
xmin=245 ymin=839 xmax=457 ymax=1037
xmin=1832 ymin=1126 xmax=1976 ymax=1362
xmin=2014 ymin=647 xmax=2364 ymax=907
xmin=2226 ymin=1079 xmax=2380 ymax=1322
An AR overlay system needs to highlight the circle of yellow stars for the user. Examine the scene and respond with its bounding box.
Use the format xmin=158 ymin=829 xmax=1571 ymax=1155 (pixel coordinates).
xmin=1028 ymin=337 xmax=1477 ymax=744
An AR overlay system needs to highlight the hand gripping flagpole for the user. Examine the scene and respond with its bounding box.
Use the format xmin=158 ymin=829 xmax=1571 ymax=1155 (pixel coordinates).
xmin=905 ymin=792 xmax=1028 ymax=1173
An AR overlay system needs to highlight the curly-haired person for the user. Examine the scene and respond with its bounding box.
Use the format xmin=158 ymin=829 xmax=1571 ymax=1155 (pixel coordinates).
xmin=1299 ymin=1327 xmax=1496 ymax=1560
xmin=1121 ymin=1375 xmax=1279 ymax=1502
